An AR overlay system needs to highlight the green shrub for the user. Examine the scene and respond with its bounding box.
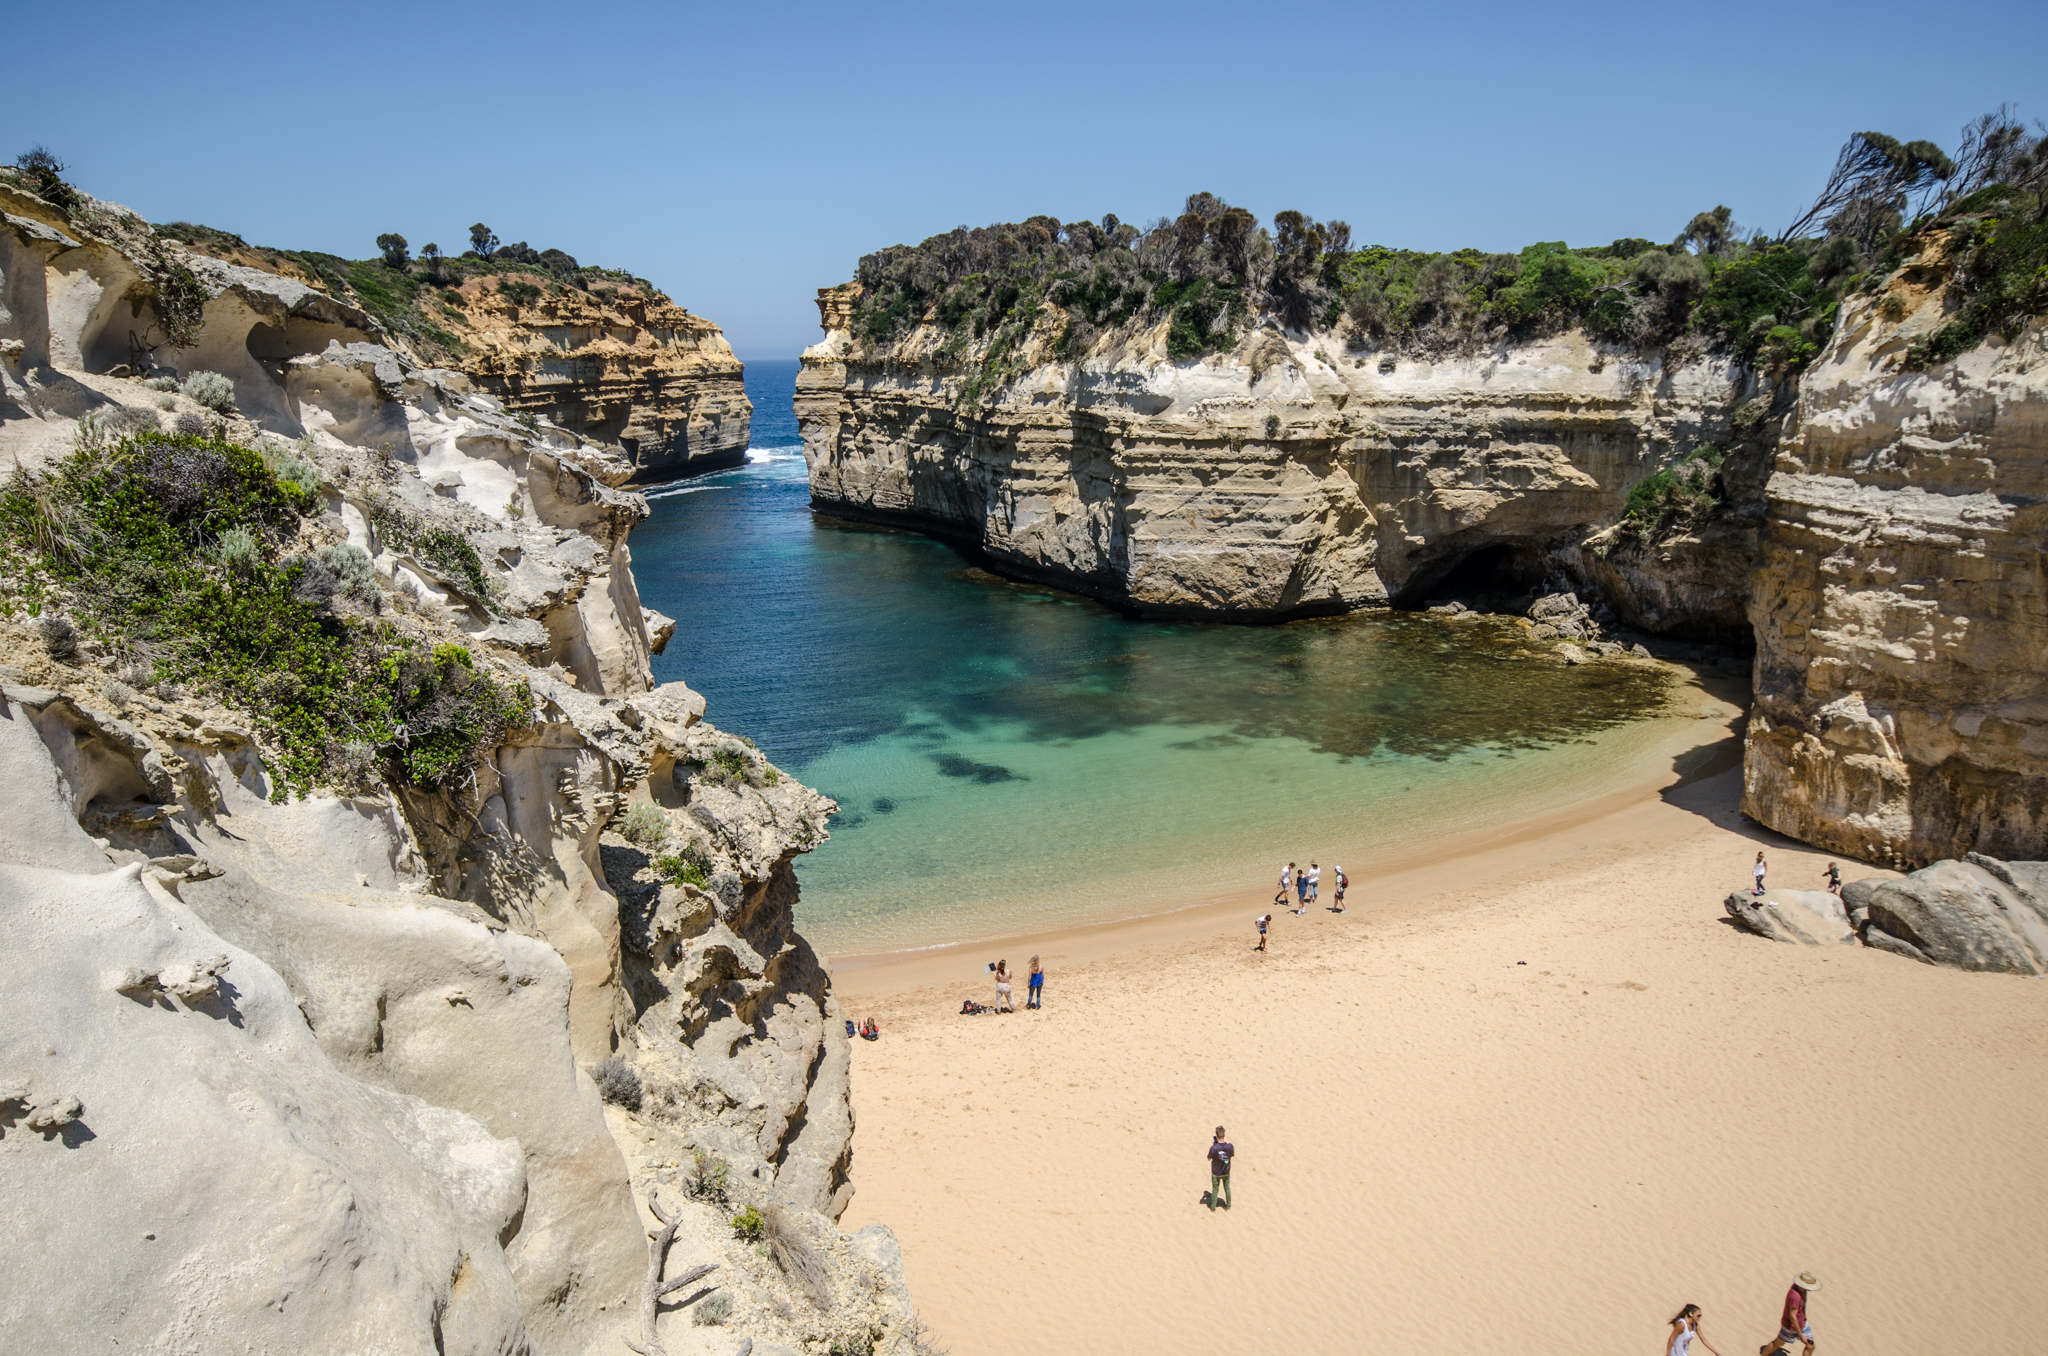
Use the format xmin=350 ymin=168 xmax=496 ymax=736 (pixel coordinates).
xmin=707 ymin=746 xmax=750 ymax=785
xmin=366 ymin=500 xmax=493 ymax=604
xmin=686 ymin=1148 xmax=732 ymax=1205
xmin=0 ymin=433 xmax=532 ymax=797
xmin=499 ymin=280 xmax=542 ymax=306
xmin=653 ymin=843 xmax=712 ymax=888
xmin=617 ymin=802 xmax=670 ymax=848
xmin=1906 ymin=205 xmax=2048 ymax=368
xmin=730 ymin=1206 xmax=764 ymax=1241
xmin=180 ymin=371 xmax=237 ymax=413
xmin=692 ymin=1292 xmax=733 ymax=1326
xmin=1622 ymin=447 xmax=1724 ymax=534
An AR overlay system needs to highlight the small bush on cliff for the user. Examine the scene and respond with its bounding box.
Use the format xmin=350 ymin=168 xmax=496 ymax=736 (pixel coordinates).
xmin=14 ymin=145 xmax=81 ymax=216
xmin=0 ymin=433 xmax=532 ymax=798
xmin=653 ymin=843 xmax=713 ymax=889
xmin=729 ymin=1206 xmax=765 ymax=1241
xmin=692 ymin=1292 xmax=734 ymax=1326
xmin=687 ymin=1148 xmax=732 ymax=1205
xmin=617 ymin=802 xmax=671 ymax=848
xmin=1621 ymin=447 xmax=1724 ymax=538
xmin=590 ymin=1056 xmax=642 ymax=1110
xmin=179 ymin=370 xmax=237 ymax=414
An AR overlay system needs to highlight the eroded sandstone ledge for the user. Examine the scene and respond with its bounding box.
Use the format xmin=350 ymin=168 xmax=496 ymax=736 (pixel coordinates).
xmin=798 ymin=289 xmax=1774 ymax=636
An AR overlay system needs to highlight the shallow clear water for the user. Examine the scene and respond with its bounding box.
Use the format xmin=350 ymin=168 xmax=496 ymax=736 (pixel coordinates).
xmin=639 ymin=360 xmax=1679 ymax=955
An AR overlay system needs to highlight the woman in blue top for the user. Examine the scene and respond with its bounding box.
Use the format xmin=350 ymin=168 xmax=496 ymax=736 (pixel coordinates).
xmin=1027 ymin=955 xmax=1044 ymax=1009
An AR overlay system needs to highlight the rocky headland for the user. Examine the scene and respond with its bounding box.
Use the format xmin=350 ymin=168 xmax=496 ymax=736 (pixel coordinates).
xmin=1 ymin=166 xmax=919 ymax=1354
xmin=153 ymin=212 xmax=752 ymax=484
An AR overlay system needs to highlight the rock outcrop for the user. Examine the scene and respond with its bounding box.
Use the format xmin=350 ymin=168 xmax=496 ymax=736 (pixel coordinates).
xmin=1842 ymin=854 xmax=2048 ymax=974
xmin=454 ymin=282 xmax=753 ymax=485
xmin=1722 ymin=887 xmax=1858 ymax=946
xmin=0 ymin=172 xmax=915 ymax=1355
xmin=1729 ymin=854 xmax=2048 ymax=976
xmin=1742 ymin=265 xmax=2048 ymax=866
xmin=799 ymin=287 xmax=1772 ymax=633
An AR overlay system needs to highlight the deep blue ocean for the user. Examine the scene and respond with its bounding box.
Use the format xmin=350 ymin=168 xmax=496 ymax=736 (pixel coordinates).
xmin=634 ymin=360 xmax=1680 ymax=955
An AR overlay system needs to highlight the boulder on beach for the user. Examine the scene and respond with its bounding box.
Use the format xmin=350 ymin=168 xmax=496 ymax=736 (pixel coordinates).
xmin=1842 ymin=854 xmax=2048 ymax=974
xmin=1724 ymin=888 xmax=1857 ymax=946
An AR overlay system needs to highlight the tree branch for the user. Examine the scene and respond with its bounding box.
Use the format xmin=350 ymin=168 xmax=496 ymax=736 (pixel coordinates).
xmin=628 ymin=1189 xmax=721 ymax=1356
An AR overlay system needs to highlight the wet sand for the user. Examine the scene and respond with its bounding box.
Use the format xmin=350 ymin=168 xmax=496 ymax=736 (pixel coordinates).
xmin=830 ymin=695 xmax=2048 ymax=1355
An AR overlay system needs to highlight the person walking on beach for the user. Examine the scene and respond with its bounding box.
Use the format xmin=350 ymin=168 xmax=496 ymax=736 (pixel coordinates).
xmin=1332 ymin=865 xmax=1348 ymax=913
xmin=994 ymin=960 xmax=1014 ymax=1013
xmin=1306 ymin=862 xmax=1321 ymax=910
xmin=1758 ymin=1273 xmax=1820 ymax=1356
xmin=1206 ymin=1126 xmax=1234 ymax=1210
xmin=1276 ymin=863 xmax=1294 ymax=908
xmin=1294 ymin=865 xmax=1310 ymax=914
xmin=1666 ymin=1304 xmax=1722 ymax=1356
xmin=1752 ymin=851 xmax=1768 ymax=896
xmin=1254 ymin=914 xmax=1271 ymax=952
xmin=1027 ymin=955 xmax=1044 ymax=1009
xmin=1821 ymin=862 xmax=1842 ymax=895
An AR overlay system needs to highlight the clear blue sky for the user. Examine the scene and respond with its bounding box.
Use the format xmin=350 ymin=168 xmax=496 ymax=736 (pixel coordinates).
xmin=6 ymin=1 xmax=2043 ymax=358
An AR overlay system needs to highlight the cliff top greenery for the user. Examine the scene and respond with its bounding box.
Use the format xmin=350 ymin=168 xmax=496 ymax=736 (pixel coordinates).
xmin=0 ymin=429 xmax=529 ymax=799
xmin=845 ymin=107 xmax=2048 ymax=382
xmin=149 ymin=217 xmax=671 ymax=364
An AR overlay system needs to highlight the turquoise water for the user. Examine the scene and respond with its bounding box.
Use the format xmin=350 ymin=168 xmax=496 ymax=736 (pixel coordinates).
xmin=637 ymin=361 xmax=1680 ymax=955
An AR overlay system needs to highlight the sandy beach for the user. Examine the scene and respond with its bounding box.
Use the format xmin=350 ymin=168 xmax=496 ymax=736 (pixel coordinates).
xmin=832 ymin=685 xmax=2048 ymax=1355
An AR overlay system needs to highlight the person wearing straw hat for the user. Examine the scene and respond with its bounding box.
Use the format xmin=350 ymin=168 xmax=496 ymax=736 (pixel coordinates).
xmin=1759 ymin=1273 xmax=1820 ymax=1356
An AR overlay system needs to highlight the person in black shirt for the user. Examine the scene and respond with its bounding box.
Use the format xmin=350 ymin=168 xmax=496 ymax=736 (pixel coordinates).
xmin=1207 ymin=1126 xmax=1234 ymax=1210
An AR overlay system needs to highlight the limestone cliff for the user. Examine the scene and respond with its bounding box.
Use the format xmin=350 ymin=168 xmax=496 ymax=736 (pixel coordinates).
xmin=1742 ymin=262 xmax=2048 ymax=867
xmin=799 ymin=288 xmax=1771 ymax=634
xmin=0 ymin=172 xmax=916 ymax=1356
xmin=44 ymin=178 xmax=753 ymax=486
xmin=448 ymin=280 xmax=752 ymax=485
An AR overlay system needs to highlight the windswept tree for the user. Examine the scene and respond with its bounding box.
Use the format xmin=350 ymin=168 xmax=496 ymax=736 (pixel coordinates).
xmin=1781 ymin=131 xmax=1955 ymax=250
xmin=376 ymin=233 xmax=409 ymax=268
xmin=468 ymin=222 xmax=498 ymax=257
xmin=419 ymin=242 xmax=446 ymax=285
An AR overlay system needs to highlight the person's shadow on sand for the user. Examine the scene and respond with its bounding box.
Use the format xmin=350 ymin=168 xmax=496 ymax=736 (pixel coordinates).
xmin=1199 ymin=1191 xmax=1230 ymax=1209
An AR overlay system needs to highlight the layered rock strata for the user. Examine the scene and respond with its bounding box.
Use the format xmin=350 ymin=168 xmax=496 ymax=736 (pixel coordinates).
xmin=1742 ymin=275 xmax=2048 ymax=866
xmin=455 ymin=283 xmax=753 ymax=485
xmin=0 ymin=184 xmax=913 ymax=1355
xmin=799 ymin=287 xmax=1772 ymax=634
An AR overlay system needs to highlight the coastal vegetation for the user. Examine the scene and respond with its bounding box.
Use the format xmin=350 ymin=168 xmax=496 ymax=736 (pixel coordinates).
xmin=149 ymin=215 xmax=669 ymax=363
xmin=0 ymin=431 xmax=530 ymax=798
xmin=843 ymin=109 xmax=2048 ymax=380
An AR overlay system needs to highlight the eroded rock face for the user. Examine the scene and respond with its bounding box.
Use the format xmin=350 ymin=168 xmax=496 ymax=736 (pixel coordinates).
xmin=799 ymin=291 xmax=1769 ymax=628
xmin=0 ymin=210 xmax=905 ymax=1350
xmin=1742 ymin=277 xmax=2048 ymax=867
xmin=457 ymin=286 xmax=752 ymax=485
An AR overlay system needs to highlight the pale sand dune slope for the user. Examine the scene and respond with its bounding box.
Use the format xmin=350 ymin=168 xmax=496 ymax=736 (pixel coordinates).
xmin=835 ymin=768 xmax=2048 ymax=1356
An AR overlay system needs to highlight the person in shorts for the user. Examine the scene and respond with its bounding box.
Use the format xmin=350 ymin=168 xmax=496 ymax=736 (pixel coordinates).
xmin=1759 ymin=1273 xmax=1820 ymax=1356
xmin=1306 ymin=862 xmax=1321 ymax=910
xmin=1332 ymin=865 xmax=1348 ymax=913
xmin=1254 ymin=914 xmax=1270 ymax=952
xmin=1277 ymin=863 xmax=1294 ymax=907
xmin=1026 ymin=955 xmax=1044 ymax=1009
xmin=1206 ymin=1126 xmax=1234 ymax=1210
xmin=1295 ymin=865 xmax=1310 ymax=914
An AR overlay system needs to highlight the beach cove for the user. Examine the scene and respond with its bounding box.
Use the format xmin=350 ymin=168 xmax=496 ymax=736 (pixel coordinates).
xmin=830 ymin=692 xmax=2048 ymax=1355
